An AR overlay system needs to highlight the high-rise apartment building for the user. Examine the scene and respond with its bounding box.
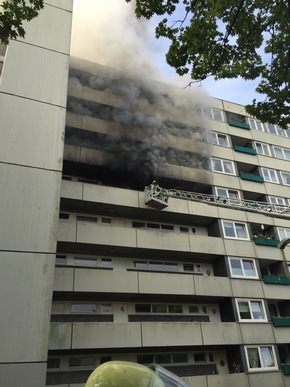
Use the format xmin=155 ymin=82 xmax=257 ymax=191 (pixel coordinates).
xmin=1 ymin=3 xmax=290 ymax=387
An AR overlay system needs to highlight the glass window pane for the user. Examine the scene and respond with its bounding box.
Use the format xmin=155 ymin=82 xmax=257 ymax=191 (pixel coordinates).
xmin=228 ymin=190 xmax=238 ymax=199
xmin=260 ymin=347 xmax=274 ymax=367
xmin=212 ymin=159 xmax=222 ymax=172
xmin=238 ymin=301 xmax=251 ymax=319
xmin=235 ymin=224 xmax=247 ymax=239
xmin=149 ymin=262 xmax=163 ymax=270
xmin=250 ymin=301 xmax=264 ymax=320
xmin=168 ymin=305 xmax=182 ymax=313
xmin=189 ymin=305 xmax=199 ymax=313
xmin=216 ymin=188 xmax=227 ymax=197
xmin=135 ymin=304 xmax=151 ymax=313
xmin=74 ymin=257 xmax=97 ymax=267
xmin=194 ymin=353 xmax=206 ymax=362
xmin=152 ymin=304 xmax=167 ymax=313
xmin=71 ymin=304 xmax=96 ymax=313
xmin=172 ymin=353 xmax=188 ymax=363
xmin=208 ymin=132 xmax=217 ymax=144
xmin=155 ymin=354 xmax=171 ymax=364
xmin=217 ymin=134 xmax=227 ymax=146
xmin=230 ymin=259 xmax=243 ymax=276
xmin=134 ymin=261 xmax=148 ymax=268
xmin=243 ymin=260 xmax=255 ymax=277
xmin=164 ymin=262 xmax=178 ymax=271
xmin=223 ymin=222 xmax=235 ymax=237
xmin=137 ymin=354 xmax=154 ymax=364
xmin=213 ymin=109 xmax=223 ymax=121
xmin=273 ymin=147 xmax=284 ymax=158
xmin=223 ymin=161 xmax=234 ymax=174
xmin=247 ymin=348 xmax=261 ymax=368
xmin=69 ymin=357 xmax=95 ymax=367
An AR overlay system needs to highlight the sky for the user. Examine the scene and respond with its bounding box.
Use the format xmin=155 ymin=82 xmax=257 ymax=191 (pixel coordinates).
xmin=70 ymin=0 xmax=261 ymax=106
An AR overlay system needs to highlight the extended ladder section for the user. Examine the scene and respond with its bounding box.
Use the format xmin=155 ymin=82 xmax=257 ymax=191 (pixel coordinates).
xmin=144 ymin=181 xmax=290 ymax=219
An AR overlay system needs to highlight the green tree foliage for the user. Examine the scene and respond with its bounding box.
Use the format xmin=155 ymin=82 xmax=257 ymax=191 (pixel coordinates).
xmin=126 ymin=0 xmax=290 ymax=128
xmin=0 ymin=0 xmax=43 ymax=45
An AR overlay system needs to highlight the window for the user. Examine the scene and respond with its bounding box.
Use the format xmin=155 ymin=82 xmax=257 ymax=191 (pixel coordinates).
xmin=55 ymin=255 xmax=67 ymax=265
xmin=100 ymin=258 xmax=112 ymax=267
xmin=236 ymin=299 xmax=267 ymax=322
xmin=208 ymin=132 xmax=229 ymax=147
xmin=71 ymin=304 xmax=96 ymax=313
xmin=47 ymin=358 xmax=60 ymax=369
xmin=261 ymin=168 xmax=278 ymax=183
xmin=74 ymin=257 xmax=97 ymax=267
xmin=137 ymin=354 xmax=154 ymax=364
xmin=211 ymin=158 xmax=235 ymax=175
xmin=101 ymin=304 xmax=112 ymax=313
xmin=245 ymin=346 xmax=277 ymax=371
xmin=215 ymin=187 xmax=240 ymax=199
xmin=135 ymin=304 xmax=151 ymax=313
xmin=69 ymin=357 xmax=95 ymax=368
xmin=202 ymin=107 xmax=224 ymax=121
xmin=228 ymin=257 xmax=258 ymax=278
xmin=265 ymin=123 xmax=286 ymax=137
xmin=277 ymin=228 xmax=290 ymax=240
xmin=281 ymin=171 xmax=290 ymax=185
xmin=248 ymin=118 xmax=264 ymax=131
xmin=134 ymin=260 xmax=179 ymax=272
xmin=194 ymin=353 xmax=206 ymax=362
xmin=136 ymin=304 xmax=183 ymax=314
xmin=189 ymin=305 xmax=199 ymax=313
xmin=172 ymin=353 xmax=188 ymax=363
xmin=268 ymin=196 xmax=287 ymax=206
xmin=255 ymin=142 xmax=271 ymax=156
xmin=76 ymin=215 xmax=97 ymax=222
xmin=132 ymin=222 xmax=145 ymax=228
xmin=222 ymin=221 xmax=249 ymax=240
xmin=273 ymin=146 xmax=290 ymax=160
xmin=101 ymin=217 xmax=111 ymax=224
xmin=59 ymin=212 xmax=69 ymax=219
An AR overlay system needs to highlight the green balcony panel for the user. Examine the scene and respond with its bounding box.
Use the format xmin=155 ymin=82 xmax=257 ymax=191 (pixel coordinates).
xmin=282 ymin=365 xmax=290 ymax=375
xmin=239 ymin=172 xmax=264 ymax=183
xmin=234 ymin=145 xmax=257 ymax=155
xmin=263 ymin=275 xmax=290 ymax=285
xmin=227 ymin=120 xmax=251 ymax=130
xmin=253 ymin=238 xmax=280 ymax=247
xmin=272 ymin=318 xmax=290 ymax=327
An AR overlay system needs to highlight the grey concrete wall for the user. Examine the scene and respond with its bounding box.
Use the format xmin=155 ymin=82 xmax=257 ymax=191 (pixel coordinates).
xmin=0 ymin=1 xmax=73 ymax=386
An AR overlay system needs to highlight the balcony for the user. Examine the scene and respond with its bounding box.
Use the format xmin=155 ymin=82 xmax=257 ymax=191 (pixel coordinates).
xmin=234 ymin=145 xmax=256 ymax=155
xmin=263 ymin=275 xmax=290 ymax=285
xmin=239 ymin=172 xmax=264 ymax=183
xmin=227 ymin=120 xmax=251 ymax=130
xmin=253 ymin=237 xmax=280 ymax=247
xmin=272 ymin=318 xmax=290 ymax=327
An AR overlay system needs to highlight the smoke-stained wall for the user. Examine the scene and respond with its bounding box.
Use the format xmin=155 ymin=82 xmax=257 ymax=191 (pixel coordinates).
xmin=65 ymin=58 xmax=212 ymax=188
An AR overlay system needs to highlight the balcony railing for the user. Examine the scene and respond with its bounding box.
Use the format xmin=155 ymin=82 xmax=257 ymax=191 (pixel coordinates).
xmin=272 ymin=317 xmax=290 ymax=327
xmin=253 ymin=237 xmax=280 ymax=247
xmin=227 ymin=120 xmax=251 ymax=130
xmin=263 ymin=275 xmax=290 ymax=285
xmin=239 ymin=172 xmax=264 ymax=183
xmin=234 ymin=145 xmax=257 ymax=155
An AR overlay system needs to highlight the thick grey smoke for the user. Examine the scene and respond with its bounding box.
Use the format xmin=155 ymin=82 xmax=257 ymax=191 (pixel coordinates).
xmin=69 ymin=1 xmax=212 ymax=184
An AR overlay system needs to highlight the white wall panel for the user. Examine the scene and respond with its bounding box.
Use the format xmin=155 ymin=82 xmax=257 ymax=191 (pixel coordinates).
xmin=0 ymin=164 xmax=61 ymax=252
xmin=0 ymin=253 xmax=54 ymax=362
xmin=0 ymin=94 xmax=65 ymax=170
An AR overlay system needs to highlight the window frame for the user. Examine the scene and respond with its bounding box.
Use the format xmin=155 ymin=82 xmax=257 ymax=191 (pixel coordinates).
xmin=277 ymin=228 xmax=290 ymax=241
xmin=228 ymin=257 xmax=258 ymax=279
xmin=211 ymin=158 xmax=235 ymax=175
xmin=245 ymin=346 xmax=278 ymax=371
xmin=280 ymin=171 xmax=290 ymax=186
xmin=215 ymin=187 xmax=240 ymax=199
xmin=255 ymin=142 xmax=271 ymax=156
xmin=268 ymin=196 xmax=287 ymax=206
xmin=273 ymin=146 xmax=290 ymax=160
xmin=248 ymin=118 xmax=265 ymax=132
xmin=261 ymin=168 xmax=279 ymax=183
xmin=221 ymin=220 xmax=249 ymax=240
xmin=235 ymin=299 xmax=267 ymax=322
xmin=208 ymin=132 xmax=229 ymax=147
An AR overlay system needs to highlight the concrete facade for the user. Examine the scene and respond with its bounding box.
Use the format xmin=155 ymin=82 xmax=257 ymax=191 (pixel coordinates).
xmin=0 ymin=1 xmax=73 ymax=386
xmin=1 ymin=2 xmax=290 ymax=387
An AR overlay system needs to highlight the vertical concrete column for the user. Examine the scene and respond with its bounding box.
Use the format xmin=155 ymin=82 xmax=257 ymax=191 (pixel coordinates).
xmin=0 ymin=1 xmax=73 ymax=386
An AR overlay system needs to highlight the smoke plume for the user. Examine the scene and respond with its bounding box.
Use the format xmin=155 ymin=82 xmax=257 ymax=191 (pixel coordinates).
xmin=69 ymin=0 xmax=212 ymax=186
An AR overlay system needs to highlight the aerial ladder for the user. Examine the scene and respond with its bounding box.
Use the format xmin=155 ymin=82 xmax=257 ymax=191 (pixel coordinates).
xmin=144 ymin=181 xmax=290 ymax=219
